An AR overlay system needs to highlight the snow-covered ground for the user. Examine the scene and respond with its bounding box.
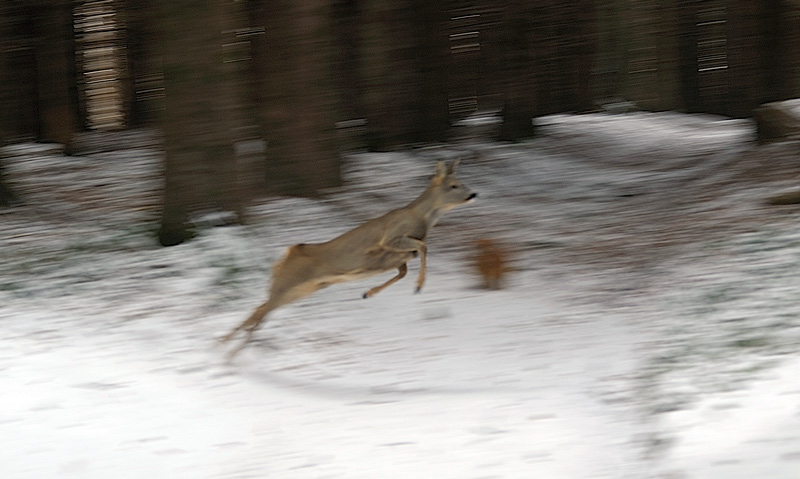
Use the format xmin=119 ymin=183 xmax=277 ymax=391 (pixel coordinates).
xmin=2 ymin=113 xmax=800 ymax=478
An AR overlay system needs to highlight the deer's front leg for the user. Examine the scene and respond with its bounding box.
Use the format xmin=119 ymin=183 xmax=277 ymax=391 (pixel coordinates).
xmin=414 ymin=242 xmax=427 ymax=293
xmin=381 ymin=236 xmax=428 ymax=293
xmin=363 ymin=263 xmax=407 ymax=298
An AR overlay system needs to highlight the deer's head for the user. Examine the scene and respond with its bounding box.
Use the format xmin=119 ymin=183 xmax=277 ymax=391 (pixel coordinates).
xmin=429 ymin=159 xmax=477 ymax=208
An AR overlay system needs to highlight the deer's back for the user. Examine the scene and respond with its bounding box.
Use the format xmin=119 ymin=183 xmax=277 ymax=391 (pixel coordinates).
xmin=273 ymin=238 xmax=412 ymax=290
xmin=269 ymin=207 xmax=423 ymax=292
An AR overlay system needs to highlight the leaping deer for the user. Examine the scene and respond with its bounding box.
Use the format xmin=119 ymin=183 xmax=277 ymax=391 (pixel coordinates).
xmin=222 ymin=159 xmax=476 ymax=357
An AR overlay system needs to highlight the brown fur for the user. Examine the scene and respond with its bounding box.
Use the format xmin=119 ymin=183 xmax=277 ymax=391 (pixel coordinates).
xmin=471 ymin=238 xmax=512 ymax=290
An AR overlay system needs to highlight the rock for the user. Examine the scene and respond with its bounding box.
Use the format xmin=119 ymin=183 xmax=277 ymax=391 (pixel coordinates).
xmin=767 ymin=190 xmax=800 ymax=206
xmin=753 ymin=100 xmax=800 ymax=144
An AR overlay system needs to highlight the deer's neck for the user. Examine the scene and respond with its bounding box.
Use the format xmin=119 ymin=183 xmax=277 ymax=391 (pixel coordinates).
xmin=407 ymin=186 xmax=449 ymax=232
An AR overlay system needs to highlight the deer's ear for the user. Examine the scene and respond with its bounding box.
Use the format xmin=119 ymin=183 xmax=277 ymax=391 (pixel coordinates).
xmin=433 ymin=160 xmax=447 ymax=180
xmin=447 ymin=159 xmax=460 ymax=175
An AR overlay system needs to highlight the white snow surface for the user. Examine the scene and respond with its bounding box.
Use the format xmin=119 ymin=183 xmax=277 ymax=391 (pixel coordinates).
xmin=2 ymin=113 xmax=800 ymax=478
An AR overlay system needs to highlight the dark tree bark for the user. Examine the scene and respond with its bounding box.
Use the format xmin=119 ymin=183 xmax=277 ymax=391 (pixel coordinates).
xmin=359 ymin=0 xmax=418 ymax=148
xmin=787 ymin=0 xmax=800 ymax=98
xmin=359 ymin=0 xmax=450 ymax=150
xmin=474 ymin=3 xmax=505 ymax=112
xmin=33 ymin=0 xmax=79 ymax=152
xmin=1 ymin=2 xmax=38 ymax=139
xmin=571 ymin=1 xmax=598 ymax=113
xmin=117 ymin=0 xmax=158 ymax=127
xmin=676 ymin=0 xmax=702 ymax=112
xmin=0 ymin=30 xmax=19 ymax=205
xmin=412 ymin=0 xmax=451 ymax=142
xmin=447 ymin=1 xmax=492 ymax=118
xmin=157 ymin=0 xmax=241 ymax=246
xmin=0 ymin=166 xmax=17 ymax=207
xmin=725 ymin=0 xmax=764 ymax=117
xmin=494 ymin=0 xmax=597 ymax=140
xmin=654 ymin=0 xmax=681 ymax=111
xmin=545 ymin=0 xmax=596 ymax=114
xmin=497 ymin=0 xmax=538 ymax=140
xmin=249 ymin=0 xmax=341 ymax=195
xmin=727 ymin=0 xmax=799 ymax=116
xmin=724 ymin=0 xmax=793 ymax=117
xmin=758 ymin=0 xmax=787 ymax=102
xmin=0 ymin=29 xmax=17 ymax=206
xmin=331 ymin=0 xmax=365 ymax=123
xmin=620 ymin=0 xmax=681 ymax=111
xmin=591 ymin=0 xmax=625 ymax=101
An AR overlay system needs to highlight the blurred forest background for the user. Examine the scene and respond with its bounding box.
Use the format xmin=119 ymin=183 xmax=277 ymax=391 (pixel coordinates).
xmin=1 ymin=0 xmax=799 ymax=246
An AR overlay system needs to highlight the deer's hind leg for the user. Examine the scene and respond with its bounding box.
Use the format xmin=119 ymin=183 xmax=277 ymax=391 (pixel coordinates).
xmin=220 ymin=299 xmax=274 ymax=344
xmin=363 ymin=263 xmax=407 ymax=299
xmin=221 ymin=299 xmax=277 ymax=358
xmin=413 ymin=243 xmax=427 ymax=293
xmin=222 ymin=278 xmax=327 ymax=358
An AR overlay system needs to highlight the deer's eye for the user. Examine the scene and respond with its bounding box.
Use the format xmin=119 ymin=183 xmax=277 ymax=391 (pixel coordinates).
xmin=450 ymin=184 xmax=459 ymax=189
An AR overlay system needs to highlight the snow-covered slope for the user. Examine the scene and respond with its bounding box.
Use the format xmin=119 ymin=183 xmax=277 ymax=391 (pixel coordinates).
xmin=2 ymin=113 xmax=799 ymax=478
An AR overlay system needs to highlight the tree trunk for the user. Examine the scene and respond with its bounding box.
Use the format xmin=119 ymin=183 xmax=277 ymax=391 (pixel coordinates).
xmin=360 ymin=0 xmax=450 ymax=149
xmin=331 ymin=0 xmax=365 ymax=123
xmin=726 ymin=0 xmax=800 ymax=116
xmin=0 ymin=29 xmax=17 ymax=206
xmin=412 ymin=0 xmax=451 ymax=142
xmin=0 ymin=2 xmax=37 ymax=139
xmin=0 ymin=24 xmax=18 ymax=206
xmin=118 ymin=0 xmax=158 ymax=127
xmin=475 ymin=3 xmax=505 ymax=111
xmin=787 ymin=0 xmax=800 ymax=98
xmin=359 ymin=0 xmax=417 ymax=149
xmin=0 ymin=159 xmax=17 ymax=207
xmin=655 ymin=0 xmax=681 ymax=111
xmin=498 ymin=0 xmax=538 ymax=140
xmin=621 ymin=0 xmax=681 ymax=111
xmin=676 ymin=0 xmax=702 ymax=112
xmin=545 ymin=0 xmax=596 ymax=114
xmin=157 ymin=0 xmax=241 ymax=246
xmin=33 ymin=0 xmax=78 ymax=152
xmin=725 ymin=0 xmax=763 ymax=117
xmin=592 ymin=0 xmax=626 ymax=101
xmin=249 ymin=0 xmax=341 ymax=195
xmin=571 ymin=0 xmax=598 ymax=112
xmin=758 ymin=0 xmax=786 ymax=103
xmin=723 ymin=0 xmax=793 ymax=117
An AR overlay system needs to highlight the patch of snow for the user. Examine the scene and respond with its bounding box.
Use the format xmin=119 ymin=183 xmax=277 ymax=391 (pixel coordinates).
xmin=656 ymin=358 xmax=800 ymax=479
